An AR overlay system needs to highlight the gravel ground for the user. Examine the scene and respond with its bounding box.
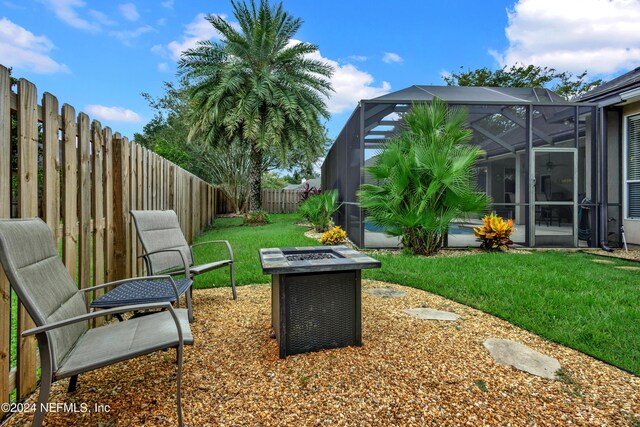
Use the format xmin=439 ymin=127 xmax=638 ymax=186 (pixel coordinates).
xmin=4 ymin=282 xmax=639 ymax=426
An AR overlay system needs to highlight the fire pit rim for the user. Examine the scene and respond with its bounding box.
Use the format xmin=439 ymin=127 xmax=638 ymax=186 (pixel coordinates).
xmin=259 ymin=245 xmax=380 ymax=275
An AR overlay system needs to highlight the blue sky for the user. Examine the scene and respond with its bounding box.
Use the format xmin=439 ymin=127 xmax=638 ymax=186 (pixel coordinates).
xmin=2 ymin=0 xmax=639 ymax=140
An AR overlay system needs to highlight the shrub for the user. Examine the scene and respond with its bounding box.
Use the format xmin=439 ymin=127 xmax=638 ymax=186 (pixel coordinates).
xmin=358 ymin=99 xmax=490 ymax=256
xmin=320 ymin=226 xmax=347 ymax=245
xmin=299 ymin=182 xmax=321 ymax=202
xmin=243 ymin=210 xmax=271 ymax=225
xmin=473 ymin=213 xmax=515 ymax=251
xmin=298 ymin=190 xmax=339 ymax=232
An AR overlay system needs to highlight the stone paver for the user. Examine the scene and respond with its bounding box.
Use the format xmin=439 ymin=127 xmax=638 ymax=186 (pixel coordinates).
xmin=591 ymin=259 xmax=614 ymax=264
xmin=364 ymin=288 xmax=406 ymax=298
xmin=615 ymin=266 xmax=640 ymax=271
xmin=402 ymin=307 xmax=460 ymax=321
xmin=483 ymin=338 xmax=561 ymax=380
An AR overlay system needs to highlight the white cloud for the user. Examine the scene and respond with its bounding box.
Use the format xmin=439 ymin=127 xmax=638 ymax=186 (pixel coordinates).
xmin=161 ymin=0 xmax=174 ymax=9
xmin=348 ymin=55 xmax=367 ymax=62
xmin=156 ymin=17 xmax=166 ymax=26
xmin=294 ymin=41 xmax=389 ymax=114
xmin=109 ymin=25 xmax=153 ymax=45
xmin=150 ymin=44 xmax=167 ymax=57
xmin=85 ymin=104 xmax=143 ymax=123
xmin=492 ymin=0 xmax=640 ymax=75
xmin=382 ymin=52 xmax=403 ymax=64
xmin=157 ymin=62 xmax=169 ymax=72
xmin=118 ymin=3 xmax=139 ymax=22
xmin=167 ymin=13 xmax=225 ymax=60
xmin=40 ymin=0 xmax=114 ymax=32
xmin=0 ymin=18 xmax=70 ymax=74
xmin=88 ymin=9 xmax=115 ymax=26
xmin=40 ymin=0 xmax=95 ymax=31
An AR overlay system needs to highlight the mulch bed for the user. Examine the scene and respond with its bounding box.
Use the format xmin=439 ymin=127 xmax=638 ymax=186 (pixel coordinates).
xmin=4 ymin=282 xmax=639 ymax=426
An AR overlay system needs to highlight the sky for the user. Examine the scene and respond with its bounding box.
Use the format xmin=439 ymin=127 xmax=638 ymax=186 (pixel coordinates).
xmin=2 ymin=0 xmax=640 ymax=141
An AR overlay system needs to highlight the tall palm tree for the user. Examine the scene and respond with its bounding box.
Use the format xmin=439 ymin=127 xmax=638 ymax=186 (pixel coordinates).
xmin=358 ymin=99 xmax=491 ymax=256
xmin=178 ymin=0 xmax=333 ymax=210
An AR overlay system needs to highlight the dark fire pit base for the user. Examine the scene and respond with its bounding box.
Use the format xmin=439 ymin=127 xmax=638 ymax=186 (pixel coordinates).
xmin=272 ymin=270 xmax=361 ymax=358
xmin=259 ymin=246 xmax=381 ymax=359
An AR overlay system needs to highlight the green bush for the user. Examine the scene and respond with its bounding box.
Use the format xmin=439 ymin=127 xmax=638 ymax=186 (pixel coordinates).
xmin=243 ymin=210 xmax=271 ymax=225
xmin=358 ymin=99 xmax=490 ymax=256
xmin=298 ymin=190 xmax=339 ymax=232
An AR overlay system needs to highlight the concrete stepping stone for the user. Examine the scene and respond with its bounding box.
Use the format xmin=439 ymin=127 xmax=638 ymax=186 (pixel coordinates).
xmin=591 ymin=259 xmax=614 ymax=264
xmin=364 ymin=288 xmax=406 ymax=298
xmin=402 ymin=308 xmax=460 ymax=321
xmin=616 ymin=266 xmax=640 ymax=271
xmin=483 ymin=338 xmax=561 ymax=380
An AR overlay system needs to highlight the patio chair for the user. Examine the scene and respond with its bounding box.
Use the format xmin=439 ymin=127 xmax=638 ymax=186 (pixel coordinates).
xmin=131 ymin=210 xmax=236 ymax=307
xmin=0 ymin=218 xmax=193 ymax=427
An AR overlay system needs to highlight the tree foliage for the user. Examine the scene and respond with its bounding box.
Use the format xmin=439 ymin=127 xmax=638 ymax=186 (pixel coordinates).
xmin=443 ymin=64 xmax=602 ymax=99
xmin=178 ymin=0 xmax=333 ymax=211
xmin=358 ymin=100 xmax=490 ymax=256
xmin=135 ymin=79 xmax=326 ymax=212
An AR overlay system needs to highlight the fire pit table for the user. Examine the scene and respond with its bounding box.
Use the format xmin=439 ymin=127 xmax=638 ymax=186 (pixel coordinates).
xmin=259 ymin=246 xmax=381 ymax=358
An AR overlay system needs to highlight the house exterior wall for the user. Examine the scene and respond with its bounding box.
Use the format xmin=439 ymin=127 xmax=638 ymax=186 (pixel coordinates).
xmin=622 ymin=100 xmax=640 ymax=245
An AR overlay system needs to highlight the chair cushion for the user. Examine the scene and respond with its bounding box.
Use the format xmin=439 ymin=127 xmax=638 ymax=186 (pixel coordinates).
xmin=90 ymin=279 xmax=192 ymax=308
xmin=56 ymin=308 xmax=193 ymax=379
xmin=189 ymin=260 xmax=232 ymax=276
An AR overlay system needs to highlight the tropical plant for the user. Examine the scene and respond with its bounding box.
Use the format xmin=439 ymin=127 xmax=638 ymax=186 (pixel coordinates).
xmin=299 ymin=181 xmax=320 ymax=202
xmin=298 ymin=190 xmax=339 ymax=232
xmin=178 ymin=0 xmax=333 ymax=211
xmin=473 ymin=213 xmax=515 ymax=251
xmin=320 ymin=225 xmax=347 ymax=245
xmin=358 ymin=99 xmax=491 ymax=256
xmin=243 ymin=209 xmax=271 ymax=225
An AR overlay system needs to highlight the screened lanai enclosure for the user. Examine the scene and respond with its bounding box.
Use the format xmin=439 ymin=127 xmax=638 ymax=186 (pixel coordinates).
xmin=322 ymin=86 xmax=607 ymax=249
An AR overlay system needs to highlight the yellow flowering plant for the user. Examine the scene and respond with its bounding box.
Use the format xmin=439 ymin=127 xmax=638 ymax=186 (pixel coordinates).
xmin=473 ymin=213 xmax=515 ymax=251
xmin=320 ymin=226 xmax=348 ymax=245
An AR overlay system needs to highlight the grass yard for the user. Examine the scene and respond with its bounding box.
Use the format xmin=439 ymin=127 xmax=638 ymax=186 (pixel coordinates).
xmin=194 ymin=213 xmax=640 ymax=374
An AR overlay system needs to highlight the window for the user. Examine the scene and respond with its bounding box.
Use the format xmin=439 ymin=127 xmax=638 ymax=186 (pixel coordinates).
xmin=627 ymin=114 xmax=640 ymax=218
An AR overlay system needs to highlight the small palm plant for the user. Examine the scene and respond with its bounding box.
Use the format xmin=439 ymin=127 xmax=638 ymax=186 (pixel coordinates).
xmin=298 ymin=190 xmax=339 ymax=232
xmin=358 ymin=99 xmax=490 ymax=256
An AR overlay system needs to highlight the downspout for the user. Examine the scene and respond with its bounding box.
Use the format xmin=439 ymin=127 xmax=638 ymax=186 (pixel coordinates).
xmin=598 ymin=106 xmax=614 ymax=251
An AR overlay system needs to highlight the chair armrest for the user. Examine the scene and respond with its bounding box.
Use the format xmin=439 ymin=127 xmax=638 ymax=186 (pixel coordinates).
xmin=79 ymin=275 xmax=181 ymax=307
xmin=190 ymin=240 xmax=234 ymax=263
xmin=138 ymin=248 xmax=190 ymax=276
xmin=22 ymin=302 xmax=174 ymax=337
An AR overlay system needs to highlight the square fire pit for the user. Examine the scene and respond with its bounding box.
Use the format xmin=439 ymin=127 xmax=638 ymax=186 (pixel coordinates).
xmin=259 ymin=246 xmax=380 ymax=358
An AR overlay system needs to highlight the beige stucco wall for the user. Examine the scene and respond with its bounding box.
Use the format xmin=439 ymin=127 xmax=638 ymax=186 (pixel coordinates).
xmin=622 ymin=100 xmax=640 ymax=245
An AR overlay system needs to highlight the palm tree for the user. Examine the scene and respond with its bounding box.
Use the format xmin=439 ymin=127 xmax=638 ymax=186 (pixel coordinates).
xmin=178 ymin=0 xmax=333 ymax=211
xmin=358 ymin=99 xmax=491 ymax=256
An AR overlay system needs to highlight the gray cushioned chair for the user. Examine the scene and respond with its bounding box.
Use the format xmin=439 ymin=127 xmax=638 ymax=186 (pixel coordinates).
xmin=0 ymin=218 xmax=193 ymax=427
xmin=131 ymin=210 xmax=236 ymax=305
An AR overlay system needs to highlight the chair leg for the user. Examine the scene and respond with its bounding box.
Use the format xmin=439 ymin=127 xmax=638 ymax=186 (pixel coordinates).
xmin=33 ymin=362 xmax=53 ymax=427
xmin=185 ymin=290 xmax=194 ymax=323
xmin=230 ymin=263 xmax=237 ymax=300
xmin=67 ymin=374 xmax=78 ymax=392
xmin=176 ymin=344 xmax=184 ymax=427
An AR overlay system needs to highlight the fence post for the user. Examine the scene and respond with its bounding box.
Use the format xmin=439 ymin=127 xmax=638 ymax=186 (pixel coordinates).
xmin=16 ymin=78 xmax=38 ymax=400
xmin=62 ymin=105 xmax=78 ymax=280
xmin=42 ymin=92 xmax=60 ymax=243
xmin=0 ymin=65 xmax=11 ymax=418
xmin=91 ymin=120 xmax=105 ymax=324
xmin=78 ymin=113 xmax=91 ymax=305
xmin=112 ymin=134 xmax=128 ymax=281
xmin=103 ymin=127 xmax=115 ymax=284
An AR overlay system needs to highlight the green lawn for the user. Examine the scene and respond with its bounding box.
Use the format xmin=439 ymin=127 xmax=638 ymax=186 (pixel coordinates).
xmin=194 ymin=214 xmax=640 ymax=374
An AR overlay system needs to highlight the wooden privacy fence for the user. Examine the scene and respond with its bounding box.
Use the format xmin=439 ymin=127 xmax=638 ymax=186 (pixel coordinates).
xmin=261 ymin=189 xmax=302 ymax=213
xmin=0 ymin=65 xmax=219 ymax=414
